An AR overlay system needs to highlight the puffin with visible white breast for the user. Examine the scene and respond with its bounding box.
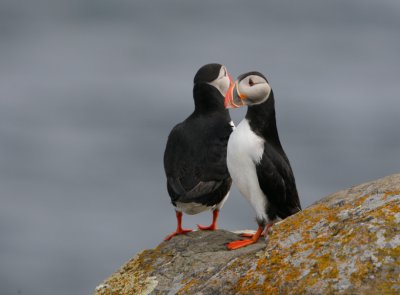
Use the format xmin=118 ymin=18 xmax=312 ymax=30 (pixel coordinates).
xmin=163 ymin=63 xmax=235 ymax=240
xmin=224 ymin=71 xmax=301 ymax=249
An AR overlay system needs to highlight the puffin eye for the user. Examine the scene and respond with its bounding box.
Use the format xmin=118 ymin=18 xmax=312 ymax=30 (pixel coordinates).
xmin=249 ymin=78 xmax=255 ymax=87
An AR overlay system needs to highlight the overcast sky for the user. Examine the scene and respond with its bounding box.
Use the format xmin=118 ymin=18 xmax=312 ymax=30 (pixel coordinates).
xmin=1 ymin=1 xmax=399 ymax=294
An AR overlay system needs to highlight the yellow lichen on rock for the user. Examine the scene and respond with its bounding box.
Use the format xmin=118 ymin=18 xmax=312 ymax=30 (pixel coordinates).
xmin=233 ymin=175 xmax=400 ymax=294
xmin=94 ymin=247 xmax=165 ymax=295
xmin=94 ymin=174 xmax=400 ymax=294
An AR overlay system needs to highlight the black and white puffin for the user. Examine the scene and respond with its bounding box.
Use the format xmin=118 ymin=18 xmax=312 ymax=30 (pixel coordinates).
xmin=163 ymin=63 xmax=235 ymax=240
xmin=224 ymin=71 xmax=301 ymax=250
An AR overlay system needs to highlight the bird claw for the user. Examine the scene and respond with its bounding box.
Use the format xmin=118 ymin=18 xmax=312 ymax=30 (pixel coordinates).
xmin=164 ymin=228 xmax=193 ymax=241
xmin=197 ymin=223 xmax=217 ymax=231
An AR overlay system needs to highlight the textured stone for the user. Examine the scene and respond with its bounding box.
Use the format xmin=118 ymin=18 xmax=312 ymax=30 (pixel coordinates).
xmin=94 ymin=174 xmax=400 ymax=294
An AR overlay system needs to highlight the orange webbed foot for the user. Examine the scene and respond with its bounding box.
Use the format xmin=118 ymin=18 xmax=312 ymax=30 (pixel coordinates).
xmin=164 ymin=228 xmax=193 ymax=241
xmin=197 ymin=223 xmax=217 ymax=231
xmin=164 ymin=211 xmax=193 ymax=241
xmin=240 ymin=232 xmax=265 ymax=238
xmin=197 ymin=209 xmax=219 ymax=231
xmin=227 ymin=239 xmax=256 ymax=250
xmin=227 ymin=226 xmax=265 ymax=250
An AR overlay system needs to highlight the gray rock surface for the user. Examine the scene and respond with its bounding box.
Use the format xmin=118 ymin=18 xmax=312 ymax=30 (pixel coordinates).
xmin=94 ymin=174 xmax=400 ymax=294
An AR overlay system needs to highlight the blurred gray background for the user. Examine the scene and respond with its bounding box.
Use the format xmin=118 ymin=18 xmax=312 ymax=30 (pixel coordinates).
xmin=1 ymin=0 xmax=399 ymax=294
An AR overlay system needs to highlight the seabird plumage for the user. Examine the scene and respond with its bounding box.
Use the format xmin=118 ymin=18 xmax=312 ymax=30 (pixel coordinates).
xmin=163 ymin=63 xmax=234 ymax=240
xmin=224 ymin=71 xmax=301 ymax=249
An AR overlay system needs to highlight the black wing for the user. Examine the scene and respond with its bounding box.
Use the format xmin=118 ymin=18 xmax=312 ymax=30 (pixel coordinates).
xmin=255 ymin=143 xmax=301 ymax=220
xmin=164 ymin=118 xmax=232 ymax=205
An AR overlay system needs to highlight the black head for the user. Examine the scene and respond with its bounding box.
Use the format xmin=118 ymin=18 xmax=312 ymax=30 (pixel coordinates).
xmin=194 ymin=63 xmax=223 ymax=84
xmin=193 ymin=63 xmax=233 ymax=97
xmin=192 ymin=63 xmax=233 ymax=112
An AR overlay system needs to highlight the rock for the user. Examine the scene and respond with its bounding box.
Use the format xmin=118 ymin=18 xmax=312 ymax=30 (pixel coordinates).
xmin=94 ymin=174 xmax=400 ymax=294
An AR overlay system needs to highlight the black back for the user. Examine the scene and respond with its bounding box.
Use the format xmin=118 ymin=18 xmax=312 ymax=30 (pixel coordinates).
xmin=164 ymin=66 xmax=233 ymax=207
xmin=246 ymin=91 xmax=301 ymax=223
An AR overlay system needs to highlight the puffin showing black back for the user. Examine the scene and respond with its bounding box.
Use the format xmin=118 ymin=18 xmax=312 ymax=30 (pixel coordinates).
xmin=163 ymin=63 xmax=234 ymax=240
xmin=224 ymin=71 xmax=301 ymax=249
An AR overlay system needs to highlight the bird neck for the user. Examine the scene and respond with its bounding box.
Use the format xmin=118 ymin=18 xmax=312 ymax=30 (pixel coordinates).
xmin=193 ymin=83 xmax=227 ymax=115
xmin=245 ymin=91 xmax=283 ymax=150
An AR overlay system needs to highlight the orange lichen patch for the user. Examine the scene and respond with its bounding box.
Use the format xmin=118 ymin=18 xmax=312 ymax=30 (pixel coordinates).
xmin=376 ymin=247 xmax=400 ymax=292
xmin=237 ymin=204 xmax=344 ymax=293
xmin=350 ymin=258 xmax=375 ymax=287
xmin=233 ymin=188 xmax=400 ymax=294
xmin=384 ymin=203 xmax=400 ymax=228
xmin=94 ymin=246 xmax=166 ymax=295
xmin=382 ymin=191 xmax=400 ymax=200
xmin=94 ymin=174 xmax=400 ymax=295
xmin=369 ymin=202 xmax=400 ymax=233
xmin=313 ymin=253 xmax=339 ymax=278
xmin=354 ymin=193 xmax=373 ymax=207
xmin=358 ymin=191 xmax=400 ymax=208
xmin=349 ymin=245 xmax=400 ymax=292
xmin=387 ymin=203 xmax=400 ymax=214
xmin=177 ymin=278 xmax=199 ymax=295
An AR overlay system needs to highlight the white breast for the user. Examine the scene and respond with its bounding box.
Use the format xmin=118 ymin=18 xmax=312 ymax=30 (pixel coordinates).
xmin=227 ymin=119 xmax=268 ymax=223
xmin=229 ymin=120 xmax=236 ymax=130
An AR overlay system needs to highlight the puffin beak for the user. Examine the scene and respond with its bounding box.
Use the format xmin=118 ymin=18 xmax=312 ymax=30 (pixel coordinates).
xmin=224 ymin=75 xmax=238 ymax=109
xmin=224 ymin=77 xmax=245 ymax=109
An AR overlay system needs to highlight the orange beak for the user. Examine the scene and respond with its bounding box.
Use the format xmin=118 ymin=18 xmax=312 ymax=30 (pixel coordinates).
xmin=224 ymin=75 xmax=236 ymax=108
xmin=224 ymin=76 xmax=246 ymax=109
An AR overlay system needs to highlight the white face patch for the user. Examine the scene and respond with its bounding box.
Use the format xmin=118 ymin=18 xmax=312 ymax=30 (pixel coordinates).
xmin=238 ymin=75 xmax=271 ymax=105
xmin=207 ymin=66 xmax=230 ymax=97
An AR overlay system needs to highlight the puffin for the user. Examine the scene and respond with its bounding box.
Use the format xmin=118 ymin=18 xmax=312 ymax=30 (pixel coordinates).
xmin=163 ymin=63 xmax=235 ymax=241
xmin=224 ymin=71 xmax=301 ymax=250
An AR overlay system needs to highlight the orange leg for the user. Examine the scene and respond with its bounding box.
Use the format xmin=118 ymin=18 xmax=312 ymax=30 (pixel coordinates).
xmin=227 ymin=224 xmax=272 ymax=250
xmin=164 ymin=211 xmax=193 ymax=241
xmin=197 ymin=209 xmax=219 ymax=231
xmin=240 ymin=232 xmax=265 ymax=238
xmin=240 ymin=224 xmax=272 ymax=238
